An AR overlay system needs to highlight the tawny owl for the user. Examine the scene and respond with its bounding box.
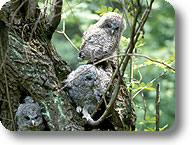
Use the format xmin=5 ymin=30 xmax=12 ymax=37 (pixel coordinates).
xmin=15 ymin=96 xmax=45 ymax=131
xmin=79 ymin=12 xmax=126 ymax=63
xmin=65 ymin=64 xmax=111 ymax=120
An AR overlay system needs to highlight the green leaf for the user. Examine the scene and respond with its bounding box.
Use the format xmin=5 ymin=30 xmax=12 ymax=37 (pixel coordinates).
xmin=95 ymin=5 xmax=107 ymax=16
xmin=173 ymin=52 xmax=175 ymax=57
xmin=149 ymin=120 xmax=156 ymax=123
xmin=145 ymin=115 xmax=150 ymax=120
xmin=144 ymin=60 xmax=155 ymax=65
xmin=140 ymin=82 xmax=145 ymax=87
xmin=145 ymin=87 xmax=156 ymax=91
xmin=146 ymin=82 xmax=153 ymax=87
xmin=108 ymin=7 xmax=113 ymax=12
xmin=166 ymin=60 xmax=171 ymax=64
xmin=101 ymin=5 xmax=107 ymax=13
xmin=79 ymin=60 xmax=88 ymax=64
xmin=159 ymin=124 xmax=168 ymax=131
xmin=150 ymin=117 xmax=156 ymax=121
xmin=133 ymin=84 xmax=139 ymax=89
xmin=114 ymin=8 xmax=119 ymax=13
xmin=169 ymin=55 xmax=175 ymax=61
xmin=95 ymin=9 xmax=103 ymax=14
xmin=146 ymin=126 xmax=154 ymax=131
xmin=140 ymin=118 xmax=145 ymax=123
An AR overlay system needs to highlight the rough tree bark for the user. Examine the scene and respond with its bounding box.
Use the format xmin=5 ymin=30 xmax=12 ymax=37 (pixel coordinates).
xmin=0 ymin=0 xmax=136 ymax=131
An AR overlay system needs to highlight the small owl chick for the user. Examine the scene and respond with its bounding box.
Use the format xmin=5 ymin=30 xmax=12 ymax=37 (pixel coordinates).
xmin=15 ymin=96 xmax=45 ymax=131
xmin=79 ymin=12 xmax=126 ymax=63
xmin=66 ymin=65 xmax=111 ymax=120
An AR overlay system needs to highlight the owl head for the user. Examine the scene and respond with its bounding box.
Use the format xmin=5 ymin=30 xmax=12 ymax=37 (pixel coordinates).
xmin=16 ymin=98 xmax=44 ymax=131
xmin=96 ymin=12 xmax=126 ymax=35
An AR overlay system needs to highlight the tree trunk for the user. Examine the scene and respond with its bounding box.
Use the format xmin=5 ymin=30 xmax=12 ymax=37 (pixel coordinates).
xmin=0 ymin=0 xmax=136 ymax=131
xmin=0 ymin=0 xmax=83 ymax=131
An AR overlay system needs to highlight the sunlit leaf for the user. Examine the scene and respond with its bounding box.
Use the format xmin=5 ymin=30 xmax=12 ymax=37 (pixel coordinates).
xmin=150 ymin=117 xmax=156 ymax=121
xmin=145 ymin=115 xmax=150 ymax=120
xmin=108 ymin=6 xmax=113 ymax=12
xmin=166 ymin=60 xmax=171 ymax=64
xmin=114 ymin=8 xmax=119 ymax=13
xmin=140 ymin=118 xmax=145 ymax=123
xmin=146 ymin=126 xmax=154 ymax=131
xmin=140 ymin=82 xmax=145 ymax=87
xmin=159 ymin=124 xmax=168 ymax=131
xmin=144 ymin=60 xmax=154 ymax=65
xmin=169 ymin=55 xmax=175 ymax=61
xmin=146 ymin=82 xmax=153 ymax=87
xmin=145 ymin=87 xmax=156 ymax=91
xmin=79 ymin=60 xmax=88 ymax=64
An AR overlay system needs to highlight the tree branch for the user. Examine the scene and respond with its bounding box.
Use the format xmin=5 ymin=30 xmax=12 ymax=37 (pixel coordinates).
xmin=156 ymin=82 xmax=160 ymax=131
xmin=47 ymin=0 xmax=63 ymax=37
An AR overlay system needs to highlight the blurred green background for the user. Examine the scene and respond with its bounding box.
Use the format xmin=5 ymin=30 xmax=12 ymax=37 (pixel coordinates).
xmin=41 ymin=0 xmax=175 ymax=131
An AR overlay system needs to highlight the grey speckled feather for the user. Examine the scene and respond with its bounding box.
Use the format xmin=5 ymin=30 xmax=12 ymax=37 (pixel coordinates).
xmin=65 ymin=65 xmax=111 ymax=119
xmin=79 ymin=12 xmax=126 ymax=63
xmin=15 ymin=96 xmax=45 ymax=131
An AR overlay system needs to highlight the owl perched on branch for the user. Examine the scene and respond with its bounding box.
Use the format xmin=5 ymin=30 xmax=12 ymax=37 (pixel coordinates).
xmin=65 ymin=65 xmax=111 ymax=120
xmin=79 ymin=12 xmax=126 ymax=63
xmin=15 ymin=96 xmax=45 ymax=131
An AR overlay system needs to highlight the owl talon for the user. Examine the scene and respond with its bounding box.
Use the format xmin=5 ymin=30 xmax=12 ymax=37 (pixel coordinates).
xmin=82 ymin=112 xmax=93 ymax=122
xmin=76 ymin=106 xmax=82 ymax=113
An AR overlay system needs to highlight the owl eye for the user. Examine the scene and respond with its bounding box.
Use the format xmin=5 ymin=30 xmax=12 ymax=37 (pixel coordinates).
xmin=106 ymin=23 xmax=112 ymax=28
xmin=34 ymin=116 xmax=38 ymax=120
xmin=86 ymin=76 xmax=93 ymax=80
xmin=25 ymin=116 xmax=30 ymax=120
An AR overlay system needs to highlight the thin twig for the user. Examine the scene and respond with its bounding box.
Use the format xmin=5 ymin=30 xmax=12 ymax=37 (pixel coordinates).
xmin=121 ymin=0 xmax=132 ymax=30
xmin=0 ymin=98 xmax=8 ymax=102
xmin=3 ymin=65 xmax=16 ymax=131
xmin=141 ymin=93 xmax=146 ymax=131
xmin=0 ymin=116 xmax=13 ymax=122
xmin=132 ymin=71 xmax=166 ymax=99
xmin=156 ymin=82 xmax=160 ymax=131
xmin=94 ymin=53 xmax=175 ymax=71
xmin=64 ymin=0 xmax=83 ymax=34
xmin=56 ymin=20 xmax=79 ymax=51
xmin=11 ymin=0 xmax=28 ymax=25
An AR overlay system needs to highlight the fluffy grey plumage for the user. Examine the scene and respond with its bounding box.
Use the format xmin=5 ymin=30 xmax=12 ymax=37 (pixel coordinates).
xmin=79 ymin=12 xmax=126 ymax=63
xmin=15 ymin=96 xmax=45 ymax=131
xmin=66 ymin=65 xmax=111 ymax=120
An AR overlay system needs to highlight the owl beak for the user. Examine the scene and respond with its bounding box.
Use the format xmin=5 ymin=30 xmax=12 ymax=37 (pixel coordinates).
xmin=111 ymin=29 xmax=115 ymax=35
xmin=31 ymin=120 xmax=35 ymax=126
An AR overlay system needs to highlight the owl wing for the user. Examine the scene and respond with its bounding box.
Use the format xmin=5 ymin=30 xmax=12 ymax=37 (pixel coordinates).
xmin=79 ymin=28 xmax=115 ymax=62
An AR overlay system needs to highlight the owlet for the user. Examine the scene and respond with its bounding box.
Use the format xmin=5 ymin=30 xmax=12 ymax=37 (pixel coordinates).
xmin=15 ymin=96 xmax=45 ymax=131
xmin=79 ymin=12 xmax=126 ymax=63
